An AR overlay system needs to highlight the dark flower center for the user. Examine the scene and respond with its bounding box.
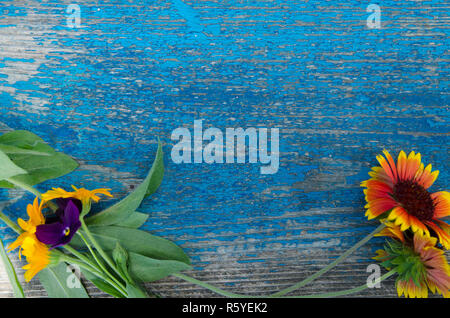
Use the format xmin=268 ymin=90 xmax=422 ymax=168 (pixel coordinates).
xmin=393 ymin=180 xmax=435 ymax=221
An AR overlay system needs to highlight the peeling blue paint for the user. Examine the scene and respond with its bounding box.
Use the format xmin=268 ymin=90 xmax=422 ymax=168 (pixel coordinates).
xmin=0 ymin=0 xmax=448 ymax=294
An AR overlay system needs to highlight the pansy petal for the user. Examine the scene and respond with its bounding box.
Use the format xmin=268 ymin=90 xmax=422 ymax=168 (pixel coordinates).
xmin=62 ymin=200 xmax=81 ymax=227
xmin=55 ymin=198 xmax=82 ymax=217
xmin=60 ymin=200 xmax=81 ymax=245
xmin=35 ymin=222 xmax=65 ymax=248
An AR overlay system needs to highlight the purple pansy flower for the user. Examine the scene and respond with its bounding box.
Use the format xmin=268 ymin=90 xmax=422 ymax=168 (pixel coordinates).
xmin=35 ymin=198 xmax=82 ymax=248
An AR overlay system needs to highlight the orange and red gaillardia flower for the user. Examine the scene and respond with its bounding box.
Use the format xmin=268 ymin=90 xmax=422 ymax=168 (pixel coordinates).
xmin=362 ymin=150 xmax=450 ymax=249
xmin=374 ymin=225 xmax=450 ymax=298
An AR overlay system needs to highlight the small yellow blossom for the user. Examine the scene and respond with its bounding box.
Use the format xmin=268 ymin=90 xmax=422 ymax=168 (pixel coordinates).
xmin=42 ymin=185 xmax=113 ymax=205
xmin=8 ymin=198 xmax=50 ymax=282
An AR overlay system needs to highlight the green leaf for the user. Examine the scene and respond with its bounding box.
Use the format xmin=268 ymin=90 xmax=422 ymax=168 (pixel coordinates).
xmin=85 ymin=142 xmax=164 ymax=226
xmin=0 ymin=144 xmax=52 ymax=156
xmin=0 ymin=130 xmax=79 ymax=188
xmin=145 ymin=141 xmax=164 ymax=197
xmin=0 ymin=150 xmax=27 ymax=180
xmin=109 ymin=211 xmax=148 ymax=229
xmin=0 ymin=239 xmax=24 ymax=298
xmin=128 ymin=252 xmax=191 ymax=282
xmin=38 ymin=262 xmax=89 ymax=298
xmin=81 ymin=269 xmax=124 ymax=298
xmin=71 ymin=226 xmax=190 ymax=265
xmin=125 ymin=283 xmax=148 ymax=298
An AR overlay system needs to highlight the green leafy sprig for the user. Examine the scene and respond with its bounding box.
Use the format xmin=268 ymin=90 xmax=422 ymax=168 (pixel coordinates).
xmin=0 ymin=130 xmax=189 ymax=298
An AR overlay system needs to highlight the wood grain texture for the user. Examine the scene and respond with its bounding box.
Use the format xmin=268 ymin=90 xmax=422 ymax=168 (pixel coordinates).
xmin=0 ymin=0 xmax=449 ymax=297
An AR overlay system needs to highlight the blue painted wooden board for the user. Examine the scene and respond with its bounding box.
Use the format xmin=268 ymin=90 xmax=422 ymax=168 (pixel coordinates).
xmin=0 ymin=0 xmax=448 ymax=297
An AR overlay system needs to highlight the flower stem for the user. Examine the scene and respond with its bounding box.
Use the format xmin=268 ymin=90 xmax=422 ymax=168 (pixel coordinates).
xmin=76 ymin=231 xmax=127 ymax=292
xmin=173 ymin=273 xmax=248 ymax=298
xmin=5 ymin=178 xmax=57 ymax=211
xmin=0 ymin=238 xmax=24 ymax=298
xmin=0 ymin=211 xmax=22 ymax=234
xmin=59 ymin=252 xmax=128 ymax=297
xmin=80 ymin=220 xmax=127 ymax=286
xmin=270 ymin=223 xmax=385 ymax=297
xmin=174 ymin=224 xmax=386 ymax=298
xmin=5 ymin=178 xmax=41 ymax=198
xmin=77 ymin=232 xmax=106 ymax=268
xmin=63 ymin=244 xmax=99 ymax=270
xmin=284 ymin=270 xmax=396 ymax=298
xmin=78 ymin=225 xmax=150 ymax=297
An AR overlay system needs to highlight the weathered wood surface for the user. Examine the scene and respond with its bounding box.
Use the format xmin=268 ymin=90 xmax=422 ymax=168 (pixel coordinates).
xmin=0 ymin=0 xmax=449 ymax=297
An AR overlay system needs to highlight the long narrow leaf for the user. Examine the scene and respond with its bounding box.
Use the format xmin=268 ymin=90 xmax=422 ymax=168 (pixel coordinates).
xmin=0 ymin=239 xmax=24 ymax=298
xmin=0 ymin=144 xmax=52 ymax=156
xmin=81 ymin=269 xmax=124 ymax=298
xmin=114 ymin=211 xmax=148 ymax=228
xmin=128 ymin=252 xmax=191 ymax=283
xmin=85 ymin=142 xmax=163 ymax=226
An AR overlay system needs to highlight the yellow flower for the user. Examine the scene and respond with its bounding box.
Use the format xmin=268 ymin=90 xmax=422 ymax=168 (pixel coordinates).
xmin=8 ymin=197 xmax=45 ymax=255
xmin=8 ymin=197 xmax=50 ymax=282
xmin=42 ymin=185 xmax=113 ymax=205
xmin=21 ymin=236 xmax=50 ymax=282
